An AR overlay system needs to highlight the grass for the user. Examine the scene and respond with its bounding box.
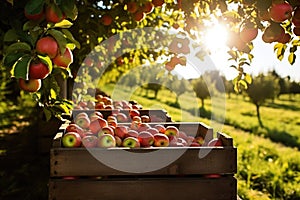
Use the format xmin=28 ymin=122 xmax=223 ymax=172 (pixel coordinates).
xmin=101 ymin=84 xmax=300 ymax=200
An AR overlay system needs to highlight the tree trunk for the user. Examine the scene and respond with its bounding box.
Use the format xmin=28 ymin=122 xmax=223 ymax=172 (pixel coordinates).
xmin=201 ymin=98 xmax=205 ymax=108
xmin=154 ymin=90 xmax=158 ymax=99
xmin=256 ymin=104 xmax=263 ymax=127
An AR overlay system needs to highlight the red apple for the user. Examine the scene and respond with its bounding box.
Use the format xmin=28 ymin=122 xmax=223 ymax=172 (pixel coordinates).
xmin=116 ymin=112 xmax=129 ymax=122
xmin=277 ymin=33 xmax=291 ymax=43
xmin=101 ymin=14 xmax=113 ymax=26
xmin=132 ymin=116 xmax=142 ymax=123
xmin=107 ymin=115 xmax=117 ymax=122
xmin=262 ymin=23 xmax=285 ymax=43
xmin=75 ymin=111 xmax=89 ymax=119
xmin=141 ymin=115 xmax=151 ymax=123
xmin=153 ymin=133 xmax=169 ymax=147
xmin=239 ymin=25 xmax=258 ymax=43
xmin=164 ymin=126 xmax=179 ymax=138
xmin=108 ymin=120 xmax=118 ymax=128
xmin=137 ymin=123 xmax=151 ymax=133
xmin=95 ymin=102 xmax=105 ymax=109
xmin=101 ymin=96 xmax=113 ymax=105
xmin=138 ymin=131 xmax=154 ymax=147
xmin=190 ymin=142 xmax=201 ymax=147
xmin=62 ymin=132 xmax=82 ymax=147
xmin=146 ymin=127 xmax=159 ymax=135
xmin=53 ymin=48 xmax=73 ymax=68
xmin=293 ymin=27 xmax=300 ymax=36
xmin=269 ymin=2 xmax=293 ymax=22
xmin=177 ymin=137 xmax=188 ymax=146
xmin=75 ymin=115 xmax=91 ymax=129
xmin=89 ymin=118 xmax=108 ymax=134
xmin=29 ymin=60 xmax=50 ymax=79
xmin=97 ymin=134 xmax=116 ymax=148
xmin=24 ymin=7 xmax=44 ymax=21
xmin=36 ymin=36 xmax=58 ymax=58
xmin=130 ymin=121 xmax=140 ymax=131
xmin=114 ymin=125 xmax=129 ymax=139
xmin=82 ymin=135 xmax=98 ymax=148
xmin=45 ymin=4 xmax=65 ymax=23
xmin=65 ymin=124 xmax=84 ymax=137
xmin=133 ymin=11 xmax=146 ymax=22
xmin=114 ymin=135 xmax=123 ymax=147
xmin=178 ymin=131 xmax=188 ymax=141
xmin=97 ymin=126 xmax=115 ymax=137
xmin=153 ymin=124 xmax=166 ymax=133
xmin=129 ymin=109 xmax=140 ymax=119
xmin=152 ymin=0 xmax=164 ymax=7
xmin=122 ymin=137 xmax=140 ymax=148
xmin=142 ymin=2 xmax=154 ymax=14
xmin=19 ymin=78 xmax=41 ymax=92
xmin=125 ymin=130 xmax=139 ymax=138
xmin=208 ymin=138 xmax=223 ymax=147
xmin=126 ymin=2 xmax=138 ymax=13
xmin=193 ymin=136 xmax=205 ymax=146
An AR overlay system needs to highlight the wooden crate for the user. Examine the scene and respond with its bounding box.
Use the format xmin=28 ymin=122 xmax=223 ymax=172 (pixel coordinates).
xmin=49 ymin=122 xmax=237 ymax=200
xmin=71 ymin=109 xmax=172 ymax=122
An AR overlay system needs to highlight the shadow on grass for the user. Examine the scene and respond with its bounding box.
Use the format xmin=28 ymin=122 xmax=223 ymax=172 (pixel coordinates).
xmin=263 ymin=127 xmax=300 ymax=150
xmin=165 ymin=101 xmax=180 ymax=109
xmin=265 ymin=102 xmax=300 ymax=112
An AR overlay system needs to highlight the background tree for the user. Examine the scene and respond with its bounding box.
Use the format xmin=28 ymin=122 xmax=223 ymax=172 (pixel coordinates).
xmin=246 ymin=73 xmax=280 ymax=127
xmin=192 ymin=76 xmax=210 ymax=108
xmin=166 ymin=75 xmax=190 ymax=106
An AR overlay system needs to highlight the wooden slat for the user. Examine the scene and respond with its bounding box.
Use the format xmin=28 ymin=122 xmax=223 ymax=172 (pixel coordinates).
xmin=50 ymin=146 xmax=237 ymax=177
xmin=49 ymin=176 xmax=237 ymax=200
xmin=217 ymin=132 xmax=234 ymax=146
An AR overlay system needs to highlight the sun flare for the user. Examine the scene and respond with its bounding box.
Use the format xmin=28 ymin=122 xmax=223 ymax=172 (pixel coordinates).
xmin=203 ymin=23 xmax=228 ymax=52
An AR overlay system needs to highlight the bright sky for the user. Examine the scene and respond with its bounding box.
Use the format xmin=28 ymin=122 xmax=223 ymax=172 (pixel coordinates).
xmin=173 ymin=31 xmax=300 ymax=82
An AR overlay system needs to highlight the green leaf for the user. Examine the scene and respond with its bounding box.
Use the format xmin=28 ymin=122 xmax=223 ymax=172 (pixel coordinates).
xmin=60 ymin=0 xmax=78 ymax=20
xmin=3 ymin=52 xmax=26 ymax=68
xmin=38 ymin=55 xmax=53 ymax=73
xmin=43 ymin=108 xmax=53 ymax=121
xmin=6 ymin=42 xmax=32 ymax=54
xmin=61 ymin=29 xmax=80 ymax=48
xmin=239 ymin=79 xmax=248 ymax=90
xmin=50 ymin=88 xmax=57 ymax=99
xmin=244 ymin=73 xmax=252 ymax=84
xmin=23 ymin=20 xmax=42 ymax=31
xmin=288 ymin=52 xmax=296 ymax=65
xmin=274 ymin=43 xmax=284 ymax=51
xmin=54 ymin=20 xmax=73 ymax=28
xmin=47 ymin=29 xmax=67 ymax=54
xmin=11 ymin=55 xmax=33 ymax=79
xmin=24 ymin=0 xmax=44 ymax=15
xmin=4 ymin=29 xmax=19 ymax=42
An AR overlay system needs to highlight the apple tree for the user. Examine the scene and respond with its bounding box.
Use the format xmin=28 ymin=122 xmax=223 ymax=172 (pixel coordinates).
xmin=245 ymin=73 xmax=280 ymax=127
xmin=1 ymin=0 xmax=300 ymax=120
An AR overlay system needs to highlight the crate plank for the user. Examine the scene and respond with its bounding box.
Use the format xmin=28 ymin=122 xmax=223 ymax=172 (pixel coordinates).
xmin=49 ymin=176 xmax=237 ymax=200
xmin=50 ymin=146 xmax=237 ymax=177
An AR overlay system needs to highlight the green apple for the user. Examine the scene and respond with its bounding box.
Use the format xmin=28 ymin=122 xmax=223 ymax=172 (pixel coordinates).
xmin=62 ymin=132 xmax=82 ymax=147
xmin=97 ymin=134 xmax=116 ymax=148
xmin=122 ymin=136 xmax=140 ymax=148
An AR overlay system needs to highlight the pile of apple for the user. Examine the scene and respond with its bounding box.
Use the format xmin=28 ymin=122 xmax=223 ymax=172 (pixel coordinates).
xmin=74 ymin=94 xmax=143 ymax=111
xmin=62 ymin=109 xmax=222 ymax=148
